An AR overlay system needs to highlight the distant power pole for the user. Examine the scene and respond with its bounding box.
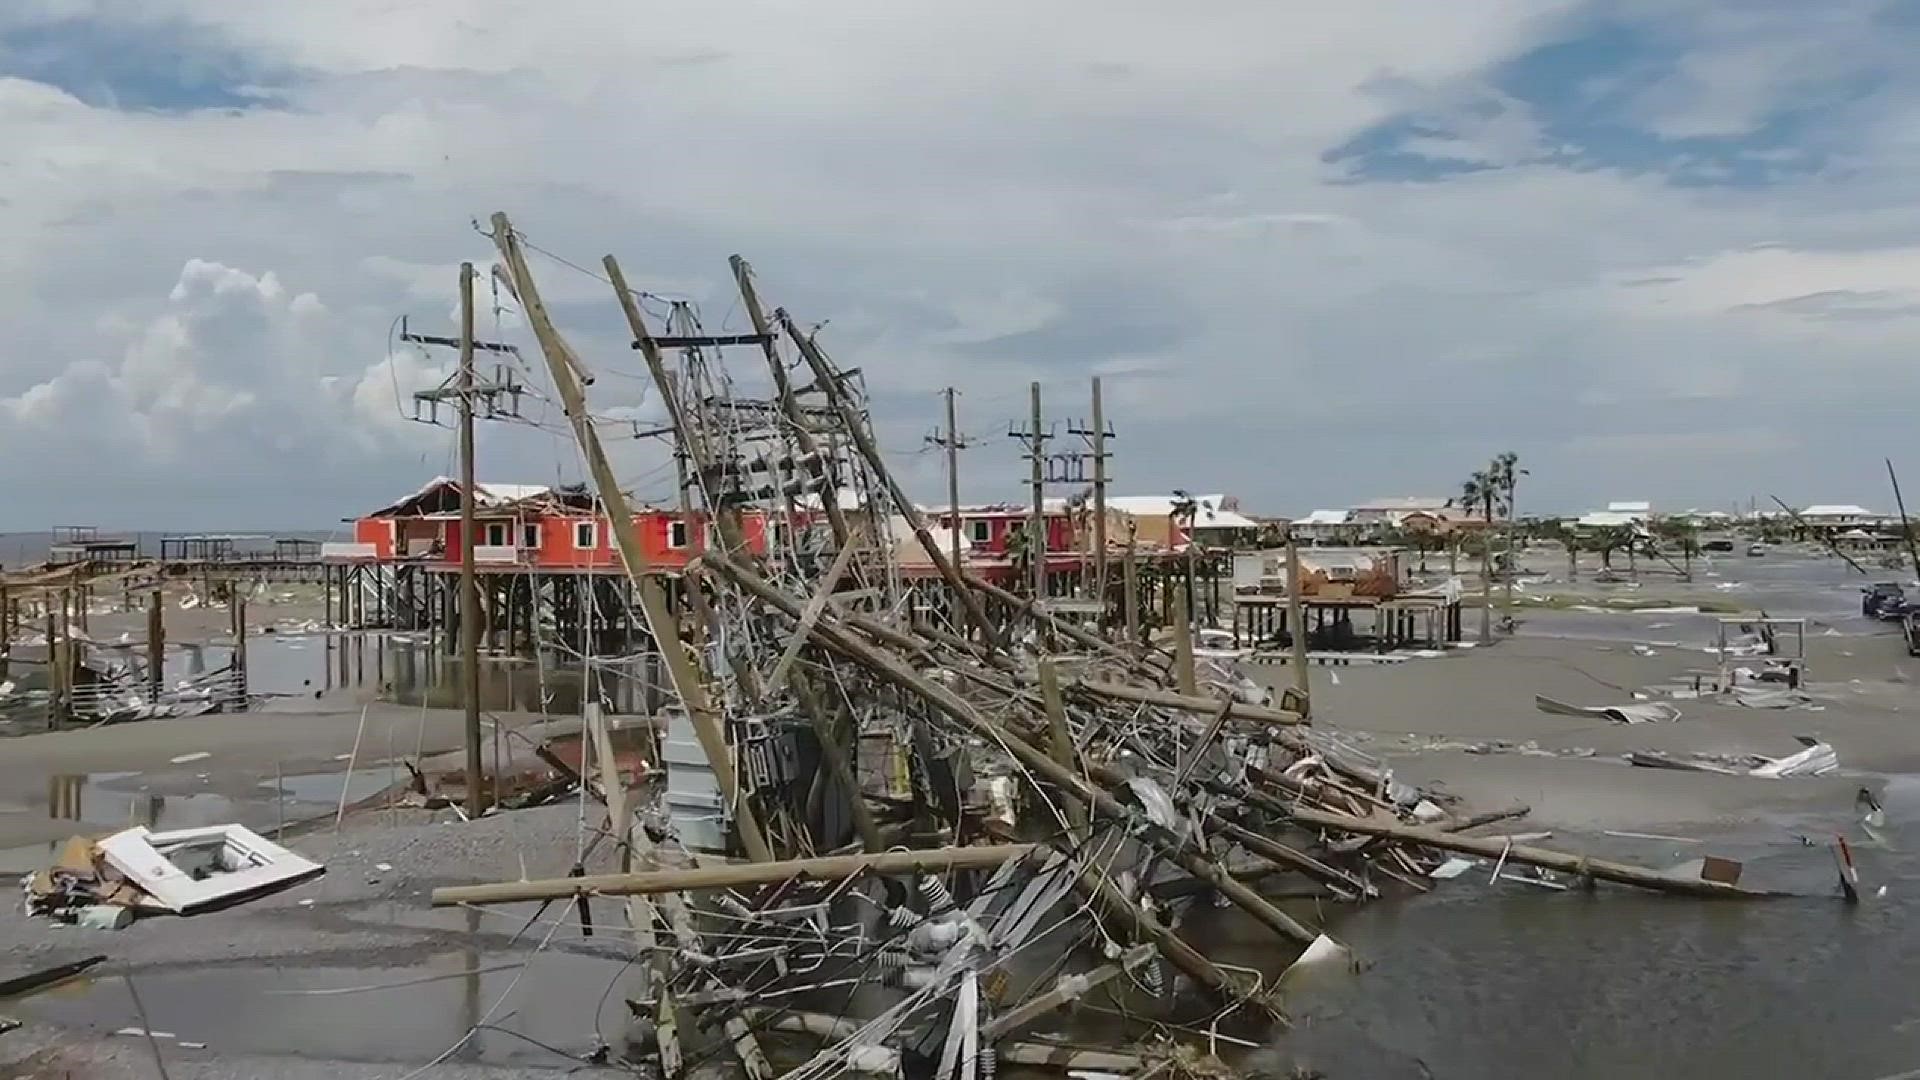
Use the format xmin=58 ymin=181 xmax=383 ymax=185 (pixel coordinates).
xmin=1028 ymin=383 xmax=1047 ymax=602
xmin=1067 ymin=378 xmax=1116 ymax=601
xmin=399 ymin=278 xmax=525 ymax=816
xmin=925 ymin=388 xmax=975 ymax=573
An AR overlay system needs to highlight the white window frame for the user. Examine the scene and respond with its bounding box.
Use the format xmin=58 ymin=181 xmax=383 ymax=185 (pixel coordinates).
xmin=484 ymin=522 xmax=508 ymax=547
xmin=669 ymin=520 xmax=690 ymax=549
xmin=574 ymin=520 xmax=598 ymax=550
xmin=522 ymin=522 xmax=541 ymax=550
xmin=968 ymin=518 xmax=992 ymax=544
xmin=98 ymin=825 xmax=324 ymax=914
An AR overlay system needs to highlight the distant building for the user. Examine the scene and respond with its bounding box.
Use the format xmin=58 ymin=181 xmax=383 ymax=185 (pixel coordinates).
xmin=1106 ymin=494 xmax=1260 ymax=550
xmin=1576 ymin=500 xmax=1653 ymax=531
xmin=1348 ymin=497 xmax=1452 ymax=527
xmin=1799 ymin=504 xmax=1880 ymax=528
xmin=1397 ymin=507 xmax=1487 ymax=535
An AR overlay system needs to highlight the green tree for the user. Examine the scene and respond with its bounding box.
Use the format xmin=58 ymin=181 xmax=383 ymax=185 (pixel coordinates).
xmin=1460 ymin=468 xmax=1510 ymax=641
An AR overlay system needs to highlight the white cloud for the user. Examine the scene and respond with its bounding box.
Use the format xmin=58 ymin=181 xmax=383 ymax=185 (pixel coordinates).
xmin=4 ymin=0 xmax=1920 ymax=522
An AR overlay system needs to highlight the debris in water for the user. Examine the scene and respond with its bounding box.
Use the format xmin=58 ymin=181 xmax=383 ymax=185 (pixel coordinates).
xmin=1536 ymin=695 xmax=1682 ymax=724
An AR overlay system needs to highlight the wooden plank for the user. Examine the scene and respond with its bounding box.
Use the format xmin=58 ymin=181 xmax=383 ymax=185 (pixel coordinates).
xmin=432 ymin=844 xmax=1034 ymax=906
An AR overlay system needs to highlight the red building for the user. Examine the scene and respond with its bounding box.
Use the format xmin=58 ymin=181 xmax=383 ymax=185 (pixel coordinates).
xmin=325 ymin=477 xmax=774 ymax=572
xmin=928 ymin=503 xmax=1078 ymax=559
xmin=324 ymin=480 xmax=1092 ymax=587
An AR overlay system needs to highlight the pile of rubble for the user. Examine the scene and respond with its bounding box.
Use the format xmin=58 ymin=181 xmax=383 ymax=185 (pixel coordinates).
xmin=415 ymin=216 xmax=1775 ymax=1079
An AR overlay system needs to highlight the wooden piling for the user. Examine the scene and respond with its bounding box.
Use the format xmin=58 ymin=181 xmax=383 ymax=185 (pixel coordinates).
xmin=1286 ymin=533 xmax=1309 ymax=715
xmin=147 ymin=589 xmax=164 ymax=703
xmin=1036 ymin=659 xmax=1086 ymax=836
xmin=1122 ymin=539 xmax=1140 ymax=646
xmin=1171 ymin=591 xmax=1197 ymax=696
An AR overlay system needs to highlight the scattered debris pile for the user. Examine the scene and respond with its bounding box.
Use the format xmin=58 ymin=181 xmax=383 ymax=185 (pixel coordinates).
xmin=21 ymin=825 xmax=324 ymax=928
xmin=415 ymin=217 xmax=1782 ymax=1077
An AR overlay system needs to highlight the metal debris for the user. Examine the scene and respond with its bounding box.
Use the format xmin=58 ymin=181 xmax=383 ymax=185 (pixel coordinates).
xmin=420 ymin=219 xmax=1801 ymax=1076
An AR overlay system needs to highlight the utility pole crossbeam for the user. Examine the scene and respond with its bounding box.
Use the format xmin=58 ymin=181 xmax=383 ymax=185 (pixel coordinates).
xmin=400 ymin=320 xmax=526 ymax=427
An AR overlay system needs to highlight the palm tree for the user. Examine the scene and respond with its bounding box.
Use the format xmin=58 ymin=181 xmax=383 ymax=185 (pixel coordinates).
xmin=1461 ymin=469 xmax=1501 ymax=642
xmin=1487 ymin=452 xmax=1526 ymax=617
xmin=1169 ymin=491 xmax=1200 ymax=630
xmin=1539 ymin=519 xmax=1581 ymax=580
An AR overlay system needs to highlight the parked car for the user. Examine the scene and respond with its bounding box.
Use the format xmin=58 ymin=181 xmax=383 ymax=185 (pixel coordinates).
xmin=1864 ymin=582 xmax=1908 ymax=619
xmin=1906 ymin=610 xmax=1920 ymax=656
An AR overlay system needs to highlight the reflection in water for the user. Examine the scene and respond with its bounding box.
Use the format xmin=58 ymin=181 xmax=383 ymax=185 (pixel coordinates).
xmin=245 ymin=632 xmax=661 ymax=716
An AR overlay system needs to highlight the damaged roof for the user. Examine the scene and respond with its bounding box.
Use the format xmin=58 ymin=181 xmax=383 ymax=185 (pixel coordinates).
xmin=366 ymin=477 xmax=591 ymax=518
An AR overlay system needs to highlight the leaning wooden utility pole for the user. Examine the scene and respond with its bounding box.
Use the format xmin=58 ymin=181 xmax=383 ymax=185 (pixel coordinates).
xmin=1887 ymin=459 xmax=1920 ymax=583
xmin=727 ymin=256 xmax=852 ymax=550
xmin=492 ymin=213 xmax=772 ymax=862
xmin=776 ymin=309 xmax=1005 ymax=650
xmin=457 ymin=261 xmax=486 ymax=815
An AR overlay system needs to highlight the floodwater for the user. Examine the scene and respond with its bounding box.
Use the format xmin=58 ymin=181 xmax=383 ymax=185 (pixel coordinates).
xmin=1250 ymin=548 xmax=1920 ymax=1078
xmin=0 ymin=768 xmax=392 ymax=875
xmin=1257 ymin=786 xmax=1920 ymax=1079
xmin=15 ymin=940 xmax=648 ymax=1069
xmin=243 ymin=631 xmax=659 ymax=717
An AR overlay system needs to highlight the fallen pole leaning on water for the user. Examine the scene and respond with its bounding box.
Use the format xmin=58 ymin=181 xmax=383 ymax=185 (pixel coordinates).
xmin=1290 ymin=808 xmax=1776 ymax=898
xmin=431 ymin=844 xmax=1035 ymax=906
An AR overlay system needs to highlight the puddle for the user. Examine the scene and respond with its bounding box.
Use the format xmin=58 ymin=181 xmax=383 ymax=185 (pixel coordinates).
xmin=16 ymin=950 xmax=644 ymax=1067
xmin=0 ymin=840 xmax=58 ymax=874
xmin=9 ymin=769 xmax=397 ymax=844
xmin=268 ymin=770 xmax=394 ymax=807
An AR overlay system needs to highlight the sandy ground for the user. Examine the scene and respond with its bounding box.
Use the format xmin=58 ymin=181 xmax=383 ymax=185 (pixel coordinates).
xmin=0 ymin=703 xmax=561 ymax=850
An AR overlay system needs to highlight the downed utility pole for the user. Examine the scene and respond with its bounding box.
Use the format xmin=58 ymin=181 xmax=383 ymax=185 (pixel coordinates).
xmin=701 ymin=549 xmax=1324 ymax=948
xmin=776 ymin=308 xmax=1006 ymax=650
xmin=432 ymin=844 xmax=1034 ymax=906
xmin=1290 ymin=807 xmax=1774 ymax=898
xmin=490 ymin=212 xmax=772 ymax=863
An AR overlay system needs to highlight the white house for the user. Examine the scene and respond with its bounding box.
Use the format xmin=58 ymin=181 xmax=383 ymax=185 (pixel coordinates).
xmin=1289 ymin=509 xmax=1353 ymax=543
xmin=1348 ymin=497 xmax=1451 ymax=526
xmin=1798 ymin=504 xmax=1880 ymax=527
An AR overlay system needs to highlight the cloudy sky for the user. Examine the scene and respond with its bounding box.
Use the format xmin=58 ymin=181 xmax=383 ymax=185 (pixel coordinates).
xmin=4 ymin=0 xmax=1919 ymax=531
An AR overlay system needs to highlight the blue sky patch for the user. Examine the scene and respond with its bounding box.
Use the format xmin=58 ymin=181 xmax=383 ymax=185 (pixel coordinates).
xmin=1327 ymin=14 xmax=1882 ymax=187
xmin=0 ymin=16 xmax=294 ymax=111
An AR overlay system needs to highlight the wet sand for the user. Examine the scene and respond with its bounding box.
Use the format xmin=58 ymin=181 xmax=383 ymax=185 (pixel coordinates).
xmin=0 ymin=701 xmax=554 ymax=849
xmin=1252 ymin=546 xmax=1915 ymax=836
